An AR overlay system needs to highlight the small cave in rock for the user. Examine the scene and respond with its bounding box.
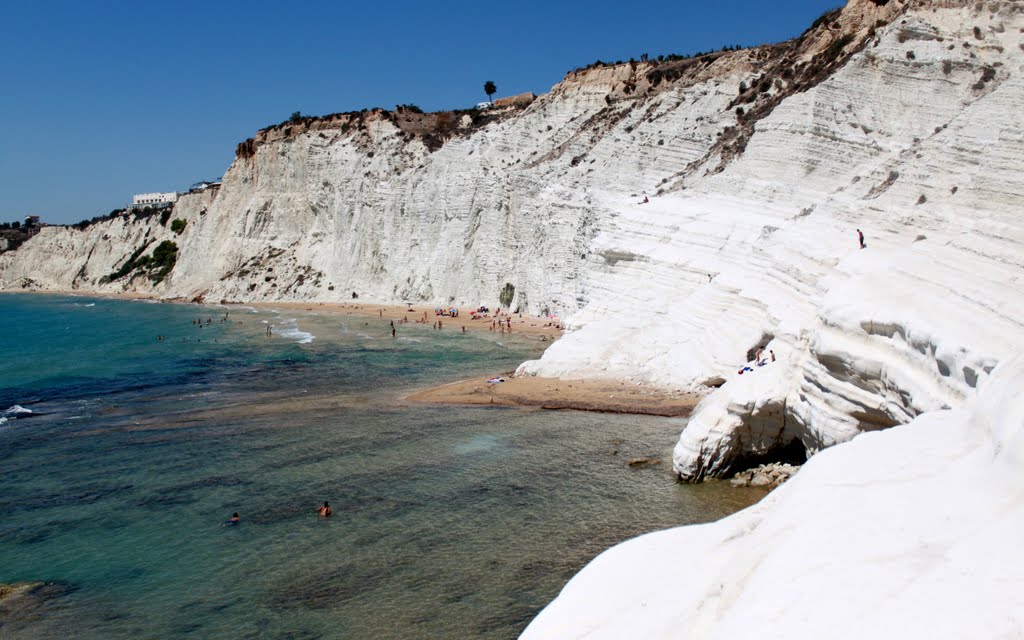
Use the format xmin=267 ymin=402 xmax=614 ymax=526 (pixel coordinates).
xmin=745 ymin=332 xmax=775 ymax=363
xmin=725 ymin=438 xmax=808 ymax=476
xmin=701 ymin=376 xmax=727 ymax=388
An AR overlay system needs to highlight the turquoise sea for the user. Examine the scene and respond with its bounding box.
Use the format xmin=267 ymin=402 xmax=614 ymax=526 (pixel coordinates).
xmin=0 ymin=294 xmax=763 ymax=639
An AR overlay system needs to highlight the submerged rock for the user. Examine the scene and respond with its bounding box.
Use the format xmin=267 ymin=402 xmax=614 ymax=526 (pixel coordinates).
xmin=627 ymin=457 xmax=662 ymax=468
xmin=0 ymin=581 xmax=76 ymax=626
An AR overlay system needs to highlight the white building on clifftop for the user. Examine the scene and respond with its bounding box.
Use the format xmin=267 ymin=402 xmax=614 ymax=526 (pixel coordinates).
xmin=130 ymin=192 xmax=179 ymax=209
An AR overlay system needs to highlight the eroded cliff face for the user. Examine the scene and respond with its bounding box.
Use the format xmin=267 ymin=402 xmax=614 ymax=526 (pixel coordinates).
xmin=3 ymin=0 xmax=1021 ymax=479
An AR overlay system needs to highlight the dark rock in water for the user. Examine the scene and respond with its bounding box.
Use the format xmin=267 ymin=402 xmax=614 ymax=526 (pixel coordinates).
xmin=268 ymin=562 xmax=389 ymax=611
xmin=627 ymin=457 xmax=662 ymax=467
xmin=0 ymin=581 xmax=77 ymax=628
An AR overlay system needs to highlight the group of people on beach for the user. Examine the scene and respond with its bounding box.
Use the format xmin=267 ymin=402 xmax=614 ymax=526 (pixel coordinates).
xmin=491 ymin=316 xmax=512 ymax=334
xmin=377 ymin=305 xmax=541 ymax=337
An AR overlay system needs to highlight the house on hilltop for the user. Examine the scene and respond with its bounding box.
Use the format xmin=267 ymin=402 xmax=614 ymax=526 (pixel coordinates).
xmin=189 ymin=180 xmax=222 ymax=193
xmin=129 ymin=192 xmax=179 ymax=210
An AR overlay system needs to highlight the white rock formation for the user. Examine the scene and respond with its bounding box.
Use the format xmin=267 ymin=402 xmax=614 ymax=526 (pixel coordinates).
xmin=1 ymin=0 xmax=1022 ymax=483
xmin=522 ymin=0 xmax=1024 ymax=480
xmin=3 ymin=0 xmax=1023 ymax=634
xmin=521 ymin=351 xmax=1024 ymax=639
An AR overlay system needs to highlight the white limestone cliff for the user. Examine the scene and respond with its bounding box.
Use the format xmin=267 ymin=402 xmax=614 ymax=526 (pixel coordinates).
xmin=2 ymin=0 xmax=1022 ymax=485
xmin=521 ymin=0 xmax=1024 ymax=480
xmin=4 ymin=1 xmax=1024 ymax=634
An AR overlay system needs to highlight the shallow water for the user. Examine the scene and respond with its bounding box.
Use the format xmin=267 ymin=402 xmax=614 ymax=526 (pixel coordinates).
xmin=0 ymin=294 xmax=764 ymax=638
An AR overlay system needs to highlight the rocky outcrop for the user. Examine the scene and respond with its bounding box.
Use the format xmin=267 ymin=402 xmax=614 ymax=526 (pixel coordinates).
xmin=2 ymin=0 xmax=1022 ymax=482
xmin=0 ymin=581 xmax=75 ymax=631
xmin=521 ymin=0 xmax=1024 ymax=480
xmin=521 ymin=352 xmax=1024 ymax=638
xmin=729 ymin=462 xmax=801 ymax=488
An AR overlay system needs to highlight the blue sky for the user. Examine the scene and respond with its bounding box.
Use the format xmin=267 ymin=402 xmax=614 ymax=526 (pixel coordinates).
xmin=0 ymin=0 xmax=841 ymax=225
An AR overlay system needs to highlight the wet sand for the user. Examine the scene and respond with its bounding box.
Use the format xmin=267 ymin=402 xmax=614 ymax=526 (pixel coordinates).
xmin=250 ymin=300 xmax=564 ymax=340
xmin=407 ymin=375 xmax=704 ymax=416
xmin=250 ymin=302 xmax=702 ymax=415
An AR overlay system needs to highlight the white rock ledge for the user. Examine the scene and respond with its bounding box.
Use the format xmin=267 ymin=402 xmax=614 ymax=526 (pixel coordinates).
xmin=521 ymin=352 xmax=1024 ymax=639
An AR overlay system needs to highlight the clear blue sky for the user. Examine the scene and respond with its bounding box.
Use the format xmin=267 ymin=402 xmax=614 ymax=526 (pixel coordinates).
xmin=0 ymin=0 xmax=841 ymax=225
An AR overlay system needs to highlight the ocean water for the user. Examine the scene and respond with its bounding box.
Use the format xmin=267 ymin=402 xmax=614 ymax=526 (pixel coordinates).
xmin=0 ymin=294 xmax=764 ymax=639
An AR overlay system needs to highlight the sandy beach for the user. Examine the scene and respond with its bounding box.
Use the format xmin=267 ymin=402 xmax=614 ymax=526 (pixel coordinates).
xmin=254 ymin=301 xmax=703 ymax=415
xmin=248 ymin=300 xmax=564 ymax=340
xmin=407 ymin=375 xmax=704 ymax=416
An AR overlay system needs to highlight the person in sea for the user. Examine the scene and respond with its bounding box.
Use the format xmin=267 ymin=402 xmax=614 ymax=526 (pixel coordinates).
xmin=317 ymin=501 xmax=332 ymax=517
xmin=222 ymin=512 xmax=240 ymax=526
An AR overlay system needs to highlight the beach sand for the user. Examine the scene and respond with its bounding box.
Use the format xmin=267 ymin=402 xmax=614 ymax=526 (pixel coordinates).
xmin=249 ymin=300 xmax=564 ymax=340
xmin=241 ymin=301 xmax=705 ymax=415
xmin=407 ymin=375 xmax=703 ymax=417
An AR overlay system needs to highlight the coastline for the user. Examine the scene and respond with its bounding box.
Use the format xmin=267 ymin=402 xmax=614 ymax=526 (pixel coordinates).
xmin=246 ymin=300 xmax=564 ymax=340
xmin=255 ymin=301 xmax=705 ymax=416
xmin=4 ymin=290 xmax=701 ymax=416
xmin=0 ymin=290 xmax=562 ymax=338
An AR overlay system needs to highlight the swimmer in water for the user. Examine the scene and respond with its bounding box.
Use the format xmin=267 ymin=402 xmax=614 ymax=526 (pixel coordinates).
xmin=317 ymin=501 xmax=332 ymax=517
xmin=222 ymin=512 xmax=240 ymax=526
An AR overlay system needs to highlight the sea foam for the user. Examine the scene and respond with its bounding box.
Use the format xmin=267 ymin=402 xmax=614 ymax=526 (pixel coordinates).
xmin=3 ymin=405 xmax=33 ymax=419
xmin=276 ymin=319 xmax=314 ymax=344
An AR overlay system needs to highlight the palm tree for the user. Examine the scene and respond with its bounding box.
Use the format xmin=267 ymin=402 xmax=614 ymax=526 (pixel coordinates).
xmin=484 ymin=81 xmax=497 ymax=105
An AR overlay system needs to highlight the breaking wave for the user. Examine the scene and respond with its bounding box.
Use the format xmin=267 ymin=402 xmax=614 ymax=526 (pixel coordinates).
xmin=3 ymin=405 xmax=34 ymax=420
xmin=275 ymin=319 xmax=315 ymax=344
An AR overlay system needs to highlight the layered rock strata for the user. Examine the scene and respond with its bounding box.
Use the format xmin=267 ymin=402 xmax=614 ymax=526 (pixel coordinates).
xmin=2 ymin=0 xmax=1022 ymax=481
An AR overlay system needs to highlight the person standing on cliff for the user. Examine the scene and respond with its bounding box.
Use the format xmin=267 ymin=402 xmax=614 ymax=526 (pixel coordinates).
xmin=857 ymin=228 xmax=865 ymax=249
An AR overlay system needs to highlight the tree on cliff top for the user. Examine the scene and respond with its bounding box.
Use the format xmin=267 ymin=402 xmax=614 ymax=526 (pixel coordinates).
xmin=484 ymin=81 xmax=497 ymax=104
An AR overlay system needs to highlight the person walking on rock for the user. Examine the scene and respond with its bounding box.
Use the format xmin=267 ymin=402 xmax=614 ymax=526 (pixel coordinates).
xmin=857 ymin=228 xmax=865 ymax=249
